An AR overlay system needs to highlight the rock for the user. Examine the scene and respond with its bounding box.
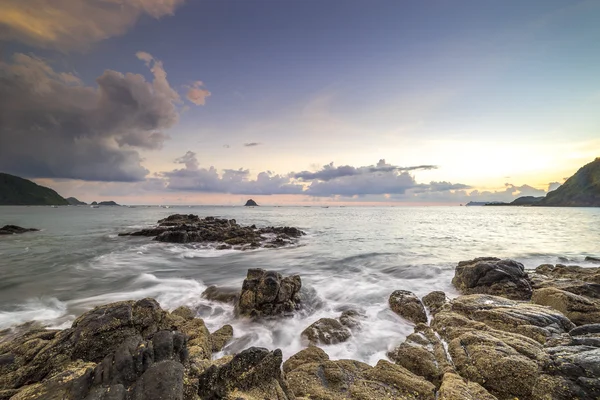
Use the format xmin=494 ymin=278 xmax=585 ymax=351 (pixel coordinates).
xmin=437 ymin=372 xmax=497 ymax=400
xmin=535 ymin=263 xmax=600 ymax=284
xmin=422 ymin=291 xmax=447 ymax=314
xmin=171 ymin=306 xmax=194 ymax=320
xmin=244 ymin=199 xmax=259 ymax=206
xmin=532 ymin=287 xmax=600 ymax=326
xmin=388 ymin=290 xmax=427 ymax=324
xmin=282 ymin=346 xmax=329 ymax=374
xmin=0 ymin=225 xmax=39 ymax=235
xmin=131 ymin=360 xmax=183 ymax=400
xmin=387 ymin=323 xmax=452 ymax=387
xmin=339 ymin=309 xmax=363 ymax=329
xmin=301 ymin=318 xmax=351 ymax=345
xmin=452 ymin=257 xmax=533 ymax=300
xmin=443 ymin=294 xmax=574 ymax=343
xmin=570 ymin=323 xmax=600 ymax=337
xmin=539 ymin=345 xmax=600 ymax=399
xmin=285 ymin=350 xmax=436 ymax=400
xmin=201 ymin=285 xmax=240 ymax=304
xmin=70 ymin=298 xmax=170 ymax=362
xmin=586 ymin=256 xmax=600 ymax=264
xmin=210 ymin=325 xmax=233 ymax=352
xmin=235 ymin=269 xmax=302 ymax=319
xmin=119 ymin=214 xmax=305 ymax=249
xmin=197 ymin=347 xmax=294 ymax=400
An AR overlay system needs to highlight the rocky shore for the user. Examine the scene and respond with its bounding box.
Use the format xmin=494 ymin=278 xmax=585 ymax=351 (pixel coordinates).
xmin=2 ymin=259 xmax=600 ymax=399
xmin=118 ymin=214 xmax=305 ymax=250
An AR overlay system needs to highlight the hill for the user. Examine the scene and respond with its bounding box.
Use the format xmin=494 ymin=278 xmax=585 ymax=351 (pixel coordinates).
xmin=510 ymin=196 xmax=544 ymax=206
xmin=536 ymin=158 xmax=600 ymax=207
xmin=0 ymin=173 xmax=69 ymax=205
xmin=66 ymin=197 xmax=87 ymax=205
xmin=244 ymin=199 xmax=259 ymax=206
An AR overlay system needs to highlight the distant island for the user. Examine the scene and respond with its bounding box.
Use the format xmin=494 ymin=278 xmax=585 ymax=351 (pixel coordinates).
xmin=66 ymin=197 xmax=87 ymax=206
xmin=91 ymin=201 xmax=120 ymax=206
xmin=245 ymin=199 xmax=259 ymax=206
xmin=0 ymin=173 xmax=68 ymax=205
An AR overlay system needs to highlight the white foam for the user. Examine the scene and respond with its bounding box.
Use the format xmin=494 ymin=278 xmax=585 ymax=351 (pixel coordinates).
xmin=0 ymin=297 xmax=67 ymax=329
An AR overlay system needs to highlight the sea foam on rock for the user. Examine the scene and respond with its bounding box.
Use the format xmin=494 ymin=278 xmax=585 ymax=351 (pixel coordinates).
xmin=234 ymin=268 xmax=302 ymax=319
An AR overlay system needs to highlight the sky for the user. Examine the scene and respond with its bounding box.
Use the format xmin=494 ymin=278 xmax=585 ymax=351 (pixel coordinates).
xmin=0 ymin=0 xmax=599 ymax=205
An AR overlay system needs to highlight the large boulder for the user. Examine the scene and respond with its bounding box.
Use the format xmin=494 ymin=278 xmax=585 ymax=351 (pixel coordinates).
xmin=388 ymin=290 xmax=427 ymax=324
xmin=535 ymin=264 xmax=600 ymax=284
xmin=444 ymin=294 xmax=574 ymax=343
xmin=235 ymin=269 xmax=302 ymax=319
xmin=387 ymin=323 xmax=452 ymax=387
xmin=285 ymin=347 xmax=436 ymax=399
xmin=532 ymin=287 xmax=600 ymax=326
xmin=301 ymin=318 xmax=351 ymax=345
xmin=453 ymin=257 xmax=533 ymax=300
xmin=197 ymin=347 xmax=294 ymax=400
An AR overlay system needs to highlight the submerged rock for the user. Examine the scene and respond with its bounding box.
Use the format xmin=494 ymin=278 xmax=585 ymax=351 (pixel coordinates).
xmin=301 ymin=318 xmax=351 ymax=345
xmin=119 ymin=214 xmax=305 ymax=250
xmin=0 ymin=225 xmax=39 ymax=235
xmin=389 ymin=290 xmax=427 ymax=324
xmin=235 ymin=269 xmax=302 ymax=319
xmin=452 ymin=257 xmax=533 ymax=300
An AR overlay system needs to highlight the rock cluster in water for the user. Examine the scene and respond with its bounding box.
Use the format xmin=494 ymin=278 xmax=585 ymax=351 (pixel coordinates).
xmin=3 ymin=261 xmax=600 ymax=399
xmin=119 ymin=214 xmax=305 ymax=250
xmin=0 ymin=225 xmax=39 ymax=235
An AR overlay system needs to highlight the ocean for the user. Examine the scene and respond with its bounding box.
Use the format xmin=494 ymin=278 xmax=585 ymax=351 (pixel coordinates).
xmin=1 ymin=205 xmax=599 ymax=364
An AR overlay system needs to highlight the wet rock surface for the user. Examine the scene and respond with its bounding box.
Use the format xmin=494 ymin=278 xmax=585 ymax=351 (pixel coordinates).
xmin=389 ymin=290 xmax=427 ymax=324
xmin=0 ymin=225 xmax=39 ymax=235
xmin=4 ymin=263 xmax=600 ymax=400
xmin=119 ymin=214 xmax=305 ymax=250
xmin=453 ymin=257 xmax=533 ymax=300
xmin=301 ymin=318 xmax=351 ymax=345
xmin=235 ymin=268 xmax=302 ymax=319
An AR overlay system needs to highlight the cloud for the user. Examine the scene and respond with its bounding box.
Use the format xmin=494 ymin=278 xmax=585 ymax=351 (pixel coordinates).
xmin=0 ymin=52 xmax=205 ymax=181
xmin=294 ymin=159 xmax=437 ymax=181
xmin=244 ymin=142 xmax=262 ymax=147
xmin=161 ymin=152 xmax=303 ymax=195
xmin=0 ymin=0 xmax=186 ymax=51
xmin=185 ymin=81 xmax=211 ymax=105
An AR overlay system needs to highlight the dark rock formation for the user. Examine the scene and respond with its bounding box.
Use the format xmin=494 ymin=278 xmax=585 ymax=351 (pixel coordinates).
xmin=201 ymin=285 xmax=240 ymax=304
xmin=197 ymin=347 xmax=294 ymax=400
xmin=98 ymin=201 xmax=119 ymax=206
xmin=119 ymin=214 xmax=305 ymax=250
xmin=210 ymin=325 xmax=233 ymax=352
xmin=388 ymin=290 xmax=427 ymax=324
xmin=422 ymin=291 xmax=447 ymax=315
xmin=452 ymin=257 xmax=533 ymax=300
xmin=301 ymin=318 xmax=351 ymax=345
xmin=586 ymin=256 xmax=600 ymax=263
xmin=244 ymin=199 xmax=259 ymax=206
xmin=536 ymin=157 xmax=600 ymax=207
xmin=0 ymin=225 xmax=39 ymax=235
xmin=0 ymin=172 xmax=69 ymax=205
xmin=235 ymin=269 xmax=302 ymax=318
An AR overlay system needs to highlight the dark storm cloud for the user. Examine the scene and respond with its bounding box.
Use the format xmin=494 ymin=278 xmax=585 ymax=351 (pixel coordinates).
xmin=244 ymin=142 xmax=262 ymax=147
xmin=294 ymin=159 xmax=437 ymax=181
xmin=0 ymin=52 xmax=206 ymax=181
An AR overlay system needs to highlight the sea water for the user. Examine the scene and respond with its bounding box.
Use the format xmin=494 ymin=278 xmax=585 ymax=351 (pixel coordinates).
xmin=1 ymin=205 xmax=599 ymax=364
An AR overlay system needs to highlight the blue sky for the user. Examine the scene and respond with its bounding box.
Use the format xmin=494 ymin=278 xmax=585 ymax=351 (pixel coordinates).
xmin=0 ymin=0 xmax=599 ymax=204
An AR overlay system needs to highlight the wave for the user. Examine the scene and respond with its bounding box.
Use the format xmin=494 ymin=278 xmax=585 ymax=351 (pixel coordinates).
xmin=0 ymin=297 xmax=68 ymax=330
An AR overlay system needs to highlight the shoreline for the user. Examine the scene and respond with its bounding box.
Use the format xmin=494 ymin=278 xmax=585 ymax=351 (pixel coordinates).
xmin=2 ymin=257 xmax=600 ymax=399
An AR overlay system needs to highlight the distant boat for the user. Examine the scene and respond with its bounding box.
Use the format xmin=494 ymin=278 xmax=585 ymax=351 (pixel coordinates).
xmin=322 ymin=206 xmax=329 ymax=208
xmin=51 ymin=205 xmax=58 ymax=208
xmin=90 ymin=205 xmax=100 ymax=208
xmin=159 ymin=205 xmax=170 ymax=209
